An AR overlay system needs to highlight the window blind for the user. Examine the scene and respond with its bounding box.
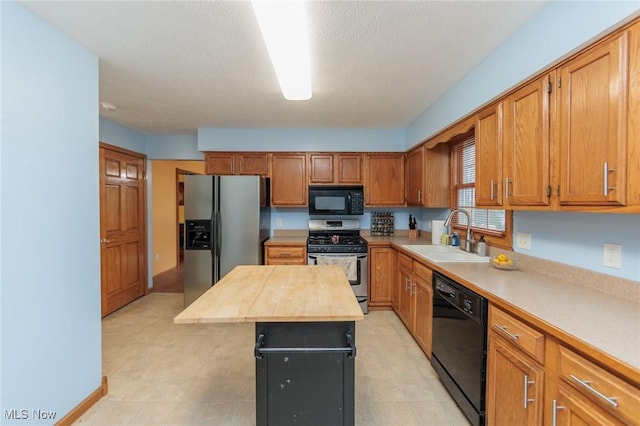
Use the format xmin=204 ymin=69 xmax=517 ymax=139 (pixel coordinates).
xmin=452 ymin=134 xmax=506 ymax=233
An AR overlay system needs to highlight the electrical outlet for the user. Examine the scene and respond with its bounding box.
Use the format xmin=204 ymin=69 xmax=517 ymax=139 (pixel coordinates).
xmin=603 ymin=243 xmax=622 ymax=269
xmin=516 ymin=232 xmax=532 ymax=250
xmin=276 ymin=218 xmax=283 ymax=227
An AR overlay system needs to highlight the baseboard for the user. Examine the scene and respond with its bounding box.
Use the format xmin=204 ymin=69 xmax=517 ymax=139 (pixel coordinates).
xmin=55 ymin=376 xmax=108 ymax=426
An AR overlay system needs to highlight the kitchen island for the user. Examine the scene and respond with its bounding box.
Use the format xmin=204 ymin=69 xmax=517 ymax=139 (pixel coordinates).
xmin=174 ymin=265 xmax=364 ymax=426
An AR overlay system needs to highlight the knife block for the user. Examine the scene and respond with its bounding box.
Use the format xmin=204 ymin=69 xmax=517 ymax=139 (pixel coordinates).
xmin=408 ymin=229 xmax=418 ymax=239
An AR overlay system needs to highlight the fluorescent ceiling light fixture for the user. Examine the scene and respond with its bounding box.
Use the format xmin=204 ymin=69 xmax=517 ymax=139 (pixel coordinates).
xmin=252 ymin=0 xmax=312 ymax=100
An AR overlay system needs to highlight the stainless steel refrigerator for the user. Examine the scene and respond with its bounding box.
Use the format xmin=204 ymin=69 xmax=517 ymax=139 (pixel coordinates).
xmin=183 ymin=175 xmax=270 ymax=307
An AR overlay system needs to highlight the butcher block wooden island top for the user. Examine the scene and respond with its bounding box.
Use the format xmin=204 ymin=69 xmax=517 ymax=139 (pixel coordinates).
xmin=174 ymin=265 xmax=364 ymax=324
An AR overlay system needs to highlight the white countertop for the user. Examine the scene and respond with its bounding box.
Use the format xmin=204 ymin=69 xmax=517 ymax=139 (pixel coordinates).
xmin=391 ymin=242 xmax=640 ymax=378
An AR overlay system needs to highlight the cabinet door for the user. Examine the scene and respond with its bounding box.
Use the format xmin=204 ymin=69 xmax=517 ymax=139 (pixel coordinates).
xmin=406 ymin=146 xmax=424 ymax=206
xmin=271 ymin=154 xmax=308 ymax=206
xmin=476 ymin=103 xmax=503 ymax=206
xmin=369 ymin=246 xmax=396 ymax=308
xmin=237 ymin=153 xmax=269 ymax=176
xmin=551 ymin=382 xmax=625 ymax=426
xmin=558 ymin=31 xmax=628 ymax=206
xmin=364 ymin=154 xmax=405 ymax=206
xmin=337 ymin=154 xmax=362 ymax=184
xmin=396 ymin=253 xmax=413 ymax=330
xmin=424 ymin=144 xmax=451 ymax=208
xmin=205 ymin=153 xmax=235 ymax=175
xmin=486 ymin=334 xmax=544 ymax=426
xmin=503 ymin=74 xmax=551 ymax=207
xmin=412 ymin=262 xmax=432 ymax=358
xmin=309 ymin=154 xmax=334 ymax=184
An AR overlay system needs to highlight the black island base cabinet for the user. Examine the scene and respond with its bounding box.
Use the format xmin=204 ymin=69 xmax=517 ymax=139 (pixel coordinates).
xmin=254 ymin=321 xmax=357 ymax=426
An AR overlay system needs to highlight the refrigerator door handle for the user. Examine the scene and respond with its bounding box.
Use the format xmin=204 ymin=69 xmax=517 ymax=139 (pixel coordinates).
xmin=216 ymin=210 xmax=222 ymax=256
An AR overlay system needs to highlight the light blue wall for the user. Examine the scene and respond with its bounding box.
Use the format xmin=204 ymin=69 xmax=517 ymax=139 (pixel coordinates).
xmin=145 ymin=134 xmax=201 ymax=160
xmin=271 ymin=207 xmax=448 ymax=235
xmin=198 ymin=128 xmax=406 ymax=152
xmin=514 ymin=212 xmax=640 ymax=282
xmin=1 ymin=2 xmax=101 ymax=423
xmin=99 ymin=116 xmax=145 ymax=153
xmin=406 ymin=1 xmax=640 ymax=148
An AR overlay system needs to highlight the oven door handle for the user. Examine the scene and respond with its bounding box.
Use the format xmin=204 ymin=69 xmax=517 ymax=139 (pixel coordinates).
xmin=308 ymin=254 xmax=367 ymax=259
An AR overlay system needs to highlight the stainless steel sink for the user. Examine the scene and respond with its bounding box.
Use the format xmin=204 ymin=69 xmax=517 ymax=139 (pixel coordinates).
xmin=402 ymin=244 xmax=489 ymax=263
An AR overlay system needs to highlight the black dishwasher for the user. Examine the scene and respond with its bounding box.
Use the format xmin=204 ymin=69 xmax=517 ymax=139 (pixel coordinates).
xmin=431 ymin=271 xmax=488 ymax=426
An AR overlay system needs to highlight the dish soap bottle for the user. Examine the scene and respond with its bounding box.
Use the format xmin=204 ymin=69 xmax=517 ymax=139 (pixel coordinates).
xmin=451 ymin=232 xmax=459 ymax=247
xmin=477 ymin=236 xmax=487 ymax=256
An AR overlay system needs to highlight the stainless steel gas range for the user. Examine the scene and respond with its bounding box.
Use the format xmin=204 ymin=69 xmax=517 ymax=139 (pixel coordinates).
xmin=306 ymin=219 xmax=368 ymax=313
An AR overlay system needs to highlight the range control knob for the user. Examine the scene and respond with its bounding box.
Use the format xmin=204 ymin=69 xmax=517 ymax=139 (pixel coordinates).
xmin=463 ymin=300 xmax=472 ymax=313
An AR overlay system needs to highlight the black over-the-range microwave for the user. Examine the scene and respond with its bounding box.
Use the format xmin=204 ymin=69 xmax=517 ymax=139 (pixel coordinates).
xmin=308 ymin=185 xmax=364 ymax=216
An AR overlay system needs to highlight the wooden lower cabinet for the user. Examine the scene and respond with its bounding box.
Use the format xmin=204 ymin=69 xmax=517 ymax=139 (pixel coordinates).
xmin=487 ymin=304 xmax=640 ymax=426
xmin=368 ymin=246 xmax=396 ymax=308
xmin=265 ymin=245 xmax=307 ymax=265
xmin=412 ymin=262 xmax=432 ymax=358
xmin=394 ymin=251 xmax=432 ymax=358
xmin=397 ymin=252 xmax=414 ymax=329
xmin=487 ymin=332 xmax=544 ymax=426
xmin=549 ymin=381 xmax=626 ymax=426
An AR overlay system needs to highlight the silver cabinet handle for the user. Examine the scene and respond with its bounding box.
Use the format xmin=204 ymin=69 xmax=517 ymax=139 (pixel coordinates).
xmin=490 ymin=179 xmax=495 ymax=201
xmin=505 ymin=177 xmax=512 ymax=198
xmin=551 ymin=399 xmax=564 ymax=426
xmin=405 ymin=277 xmax=410 ymax=291
xmin=523 ymin=375 xmax=535 ymax=408
xmin=100 ymin=238 xmax=114 ymax=244
xmin=569 ymin=374 xmax=619 ymax=408
xmin=494 ymin=324 xmax=519 ymax=340
xmin=410 ymin=282 xmax=416 ymax=296
xmin=417 ymin=190 xmax=422 ymax=203
xmin=603 ymin=162 xmax=615 ymax=196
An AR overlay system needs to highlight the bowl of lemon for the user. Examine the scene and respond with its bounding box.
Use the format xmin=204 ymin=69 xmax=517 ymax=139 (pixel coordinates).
xmin=490 ymin=253 xmax=519 ymax=271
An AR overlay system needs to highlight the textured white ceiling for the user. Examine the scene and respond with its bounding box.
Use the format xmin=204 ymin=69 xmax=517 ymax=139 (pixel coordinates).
xmin=22 ymin=1 xmax=547 ymax=134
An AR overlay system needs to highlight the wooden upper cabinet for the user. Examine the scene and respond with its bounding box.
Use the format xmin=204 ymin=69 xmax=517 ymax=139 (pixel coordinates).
xmin=475 ymin=103 xmax=504 ymax=207
xmin=405 ymin=146 xmax=424 ymax=206
xmin=204 ymin=152 xmax=270 ymax=176
xmin=271 ymin=153 xmax=308 ymax=207
xmin=364 ymin=154 xmax=405 ymax=206
xmin=406 ymin=144 xmax=450 ymax=208
xmin=557 ymin=30 xmax=629 ymax=206
xmin=205 ymin=153 xmax=235 ymax=175
xmin=337 ymin=154 xmax=363 ymax=184
xmin=309 ymin=153 xmax=362 ymax=184
xmin=237 ymin=153 xmax=270 ymax=176
xmin=502 ymin=73 xmax=551 ymax=207
xmin=424 ymin=144 xmax=451 ymax=208
xmin=309 ymin=154 xmax=334 ymax=183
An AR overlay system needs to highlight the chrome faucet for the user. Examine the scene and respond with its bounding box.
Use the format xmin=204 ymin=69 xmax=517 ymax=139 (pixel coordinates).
xmin=443 ymin=209 xmax=475 ymax=253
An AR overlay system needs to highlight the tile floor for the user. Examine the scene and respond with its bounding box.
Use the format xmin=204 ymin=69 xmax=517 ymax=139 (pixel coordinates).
xmin=75 ymin=293 xmax=469 ymax=426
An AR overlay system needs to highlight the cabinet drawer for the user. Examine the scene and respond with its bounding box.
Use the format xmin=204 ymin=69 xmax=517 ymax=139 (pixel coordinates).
xmin=558 ymin=345 xmax=640 ymax=425
xmin=489 ymin=306 xmax=545 ymax=364
xmin=265 ymin=257 xmax=307 ymax=266
xmin=266 ymin=246 xmax=306 ymax=259
xmin=413 ymin=261 xmax=432 ymax=284
xmin=398 ymin=252 xmax=412 ymax=271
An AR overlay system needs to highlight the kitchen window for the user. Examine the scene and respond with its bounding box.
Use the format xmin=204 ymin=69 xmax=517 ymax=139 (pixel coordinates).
xmin=451 ymin=132 xmax=513 ymax=249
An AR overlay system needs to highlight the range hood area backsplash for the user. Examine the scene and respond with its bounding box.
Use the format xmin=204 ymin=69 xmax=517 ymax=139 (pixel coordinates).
xmin=270 ymin=208 xmax=640 ymax=283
